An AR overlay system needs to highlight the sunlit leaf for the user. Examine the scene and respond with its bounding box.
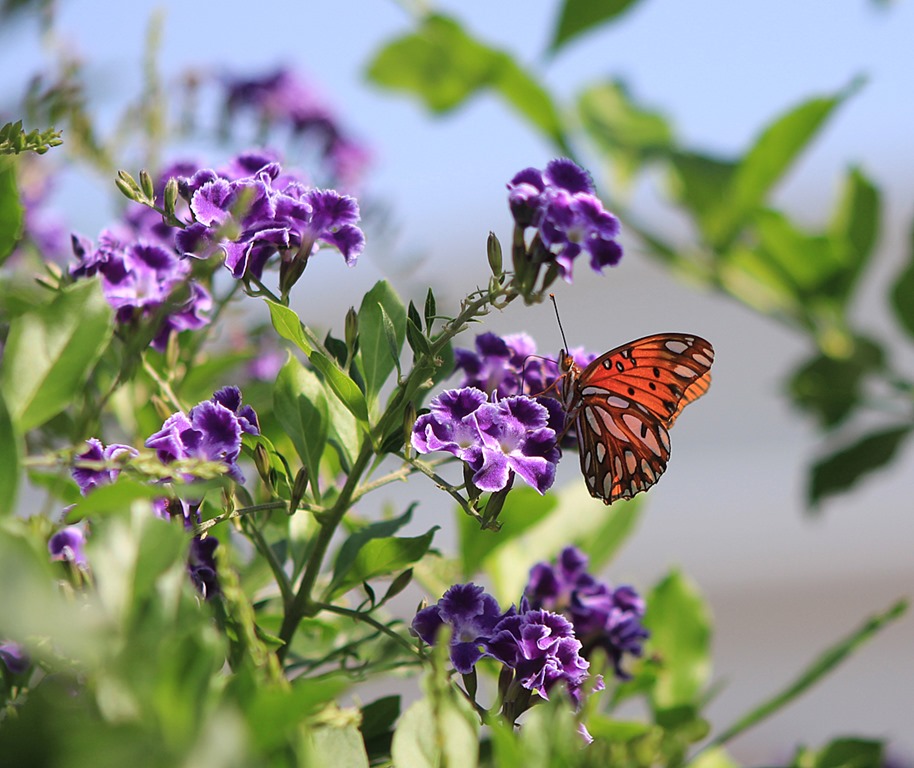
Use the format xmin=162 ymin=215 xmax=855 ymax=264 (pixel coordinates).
xmin=825 ymin=167 xmax=880 ymax=302
xmin=273 ymin=357 xmax=329 ymax=486
xmin=357 ymin=280 xmax=406 ymax=403
xmin=0 ymin=280 xmax=113 ymax=431
xmin=0 ymin=390 xmax=20 ymax=516
xmin=0 ymin=159 xmax=23 ymax=265
xmin=309 ymin=350 xmax=369 ymax=425
xmin=368 ymin=14 xmax=566 ymax=148
xmin=889 ymin=215 xmax=914 ymax=338
xmin=645 ymin=569 xmax=712 ymax=711
xmin=265 ymin=299 xmax=312 ymax=355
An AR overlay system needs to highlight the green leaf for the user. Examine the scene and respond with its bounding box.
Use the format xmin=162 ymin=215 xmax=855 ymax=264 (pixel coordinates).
xmin=705 ymin=81 xmax=862 ymax=248
xmin=0 ymin=160 xmax=23 ymax=265
xmin=265 ymin=299 xmax=312 ymax=355
xmin=309 ymin=724 xmax=370 ymax=768
xmin=481 ymin=483 xmax=643 ymax=604
xmin=355 ymin=280 xmax=406 ymax=404
xmin=361 ymin=695 xmax=401 ymax=764
xmin=457 ymin=486 xmax=556 ymax=581
xmin=645 ymin=569 xmax=712 ymax=711
xmin=709 ymin=601 xmax=906 ymax=749
xmin=550 ymin=0 xmax=644 ymax=54
xmin=66 ymin=478 xmax=164 ymax=520
xmin=273 ymin=357 xmax=329 ymax=486
xmin=815 ymin=739 xmax=884 ymax=768
xmin=578 ymin=80 xmax=674 ymax=179
xmin=890 ymin=214 xmax=914 ymax=338
xmin=808 ymin=426 xmax=911 ymax=506
xmin=330 ymin=507 xmax=415 ymax=592
xmin=668 ymin=151 xmax=738 ymax=227
xmin=368 ymin=14 xmax=566 ymax=149
xmin=309 ymin=350 xmax=369 ymax=425
xmin=0 ymin=280 xmax=113 ymax=431
xmin=328 ymin=527 xmax=438 ymax=599
xmin=787 ymin=338 xmax=884 ymax=429
xmin=391 ymin=696 xmax=478 ymax=768
xmin=826 ymin=167 xmax=880 ymax=302
xmin=0 ymin=389 xmax=21 ymax=516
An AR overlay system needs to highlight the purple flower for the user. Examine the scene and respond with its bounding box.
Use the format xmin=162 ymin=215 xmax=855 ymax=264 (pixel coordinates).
xmin=526 ymin=546 xmax=648 ymax=679
xmin=485 ymin=607 xmax=591 ymax=703
xmin=221 ymin=68 xmax=370 ymax=187
xmin=188 ymin=536 xmax=219 ymax=599
xmin=71 ymin=438 xmax=138 ymax=495
xmin=48 ymin=526 xmax=88 ymax=566
xmin=507 ymin=158 xmax=623 ymax=281
xmin=145 ymin=389 xmax=259 ymax=483
xmin=411 ymin=583 xmax=511 ymax=674
xmin=411 ymin=388 xmax=560 ymax=494
xmin=0 ymin=642 xmax=29 ymax=675
xmin=69 ymin=230 xmax=212 ymax=351
xmin=177 ymin=155 xmax=365 ymax=288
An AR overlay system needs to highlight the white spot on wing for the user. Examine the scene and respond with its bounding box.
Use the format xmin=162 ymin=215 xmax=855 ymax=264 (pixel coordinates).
xmin=596 ymin=443 xmax=606 ymax=463
xmin=607 ymin=395 xmax=629 ymax=408
xmin=584 ymin=407 xmax=601 ymax=434
xmin=674 ymin=365 xmax=697 ymax=378
xmin=582 ymin=386 xmax=611 ymax=397
xmin=625 ymin=451 xmax=637 ymax=473
xmin=604 ymin=474 xmax=614 ymax=498
xmin=693 ymin=353 xmax=712 ymax=367
xmin=665 ymin=340 xmax=688 ymax=354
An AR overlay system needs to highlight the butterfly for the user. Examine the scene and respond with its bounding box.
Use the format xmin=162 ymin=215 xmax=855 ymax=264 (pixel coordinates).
xmin=557 ymin=334 xmax=714 ymax=504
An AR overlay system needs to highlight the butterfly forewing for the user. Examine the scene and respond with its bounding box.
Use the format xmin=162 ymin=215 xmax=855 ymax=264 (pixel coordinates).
xmin=562 ymin=333 xmax=714 ymax=504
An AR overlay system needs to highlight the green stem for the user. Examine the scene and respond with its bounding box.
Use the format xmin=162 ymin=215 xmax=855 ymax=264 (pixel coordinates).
xmin=314 ymin=602 xmax=421 ymax=658
xmin=142 ymin=356 xmax=186 ymax=412
xmin=240 ymin=515 xmax=294 ymax=605
xmin=276 ymin=439 xmax=375 ymax=661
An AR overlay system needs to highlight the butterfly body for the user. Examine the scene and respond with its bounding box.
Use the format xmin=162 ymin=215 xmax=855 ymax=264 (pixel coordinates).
xmin=559 ymin=333 xmax=714 ymax=504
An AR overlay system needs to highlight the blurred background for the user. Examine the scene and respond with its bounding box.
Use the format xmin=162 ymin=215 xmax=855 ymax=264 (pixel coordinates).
xmin=2 ymin=0 xmax=912 ymax=760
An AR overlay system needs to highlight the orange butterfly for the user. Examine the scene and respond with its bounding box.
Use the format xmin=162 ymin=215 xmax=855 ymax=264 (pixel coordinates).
xmin=558 ymin=334 xmax=714 ymax=504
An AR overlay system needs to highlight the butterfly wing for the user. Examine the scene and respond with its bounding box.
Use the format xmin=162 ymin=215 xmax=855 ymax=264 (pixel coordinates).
xmin=567 ymin=333 xmax=714 ymax=504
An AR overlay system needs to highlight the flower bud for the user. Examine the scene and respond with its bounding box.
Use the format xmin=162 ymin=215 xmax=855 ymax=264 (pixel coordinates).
xmin=139 ymin=169 xmax=155 ymax=201
xmin=487 ymin=231 xmax=503 ymax=277
xmin=164 ymin=177 xmax=179 ymax=218
xmin=344 ymin=306 xmax=358 ymax=354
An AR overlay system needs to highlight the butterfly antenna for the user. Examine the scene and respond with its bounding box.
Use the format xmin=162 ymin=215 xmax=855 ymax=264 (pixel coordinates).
xmin=549 ymin=293 xmax=570 ymax=352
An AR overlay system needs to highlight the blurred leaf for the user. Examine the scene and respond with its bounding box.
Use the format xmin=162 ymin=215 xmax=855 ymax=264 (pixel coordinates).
xmin=645 ymin=569 xmax=712 ymax=711
xmin=578 ymin=80 xmax=674 ymax=180
xmin=391 ymin=695 xmax=478 ymax=768
xmin=668 ymin=151 xmax=738 ymax=228
xmin=808 ymin=426 xmax=911 ymax=506
xmin=309 ymin=350 xmax=369 ymax=425
xmin=0 ymin=389 xmax=20 ymax=516
xmin=0 ymin=159 xmax=23 ymax=264
xmin=265 ymin=299 xmax=312 ymax=355
xmin=458 ymin=486 xmax=556 ymax=581
xmin=889 ymin=214 xmax=914 ymax=338
xmin=482 ymin=483 xmax=643 ymax=604
xmin=368 ymin=14 xmax=567 ymax=149
xmin=788 ymin=338 xmax=884 ymax=429
xmin=328 ymin=527 xmax=439 ymax=599
xmin=310 ymin=724 xmax=370 ymax=768
xmin=330 ymin=507 xmax=414 ymax=592
xmin=245 ymin=677 xmax=350 ymax=752
xmin=357 ymin=280 xmax=406 ymax=404
xmin=550 ymin=0 xmax=644 ymax=53
xmin=361 ymin=695 xmax=400 ymax=764
xmin=710 ymin=601 xmax=906 ymax=748
xmin=825 ymin=167 xmax=880 ymax=302
xmin=273 ymin=356 xmax=329 ymax=486
xmin=815 ymin=738 xmax=884 ymax=768
xmin=66 ymin=478 xmax=163 ymax=519
xmin=0 ymin=280 xmax=113 ymax=431
xmin=325 ymin=383 xmax=360 ymax=470
xmin=704 ymin=81 xmax=861 ymax=248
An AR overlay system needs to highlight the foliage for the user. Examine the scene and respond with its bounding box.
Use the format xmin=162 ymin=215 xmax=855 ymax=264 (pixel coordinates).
xmin=0 ymin=2 xmax=909 ymax=767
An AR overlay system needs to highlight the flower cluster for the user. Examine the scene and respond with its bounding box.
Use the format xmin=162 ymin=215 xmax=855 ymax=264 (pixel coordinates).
xmin=146 ymin=386 xmax=261 ymax=484
xmin=453 ymin=331 xmax=596 ymax=444
xmin=69 ymin=387 xmax=258 ymax=598
xmin=525 ymin=547 xmax=648 ymax=679
xmin=411 ymin=388 xmax=559 ymax=494
xmin=508 ymin=158 xmax=623 ymax=283
xmin=176 ymin=154 xmax=365 ymax=294
xmin=70 ymin=230 xmax=212 ymax=351
xmin=221 ymin=67 xmax=370 ymax=188
xmin=411 ymin=583 xmax=595 ymax=710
